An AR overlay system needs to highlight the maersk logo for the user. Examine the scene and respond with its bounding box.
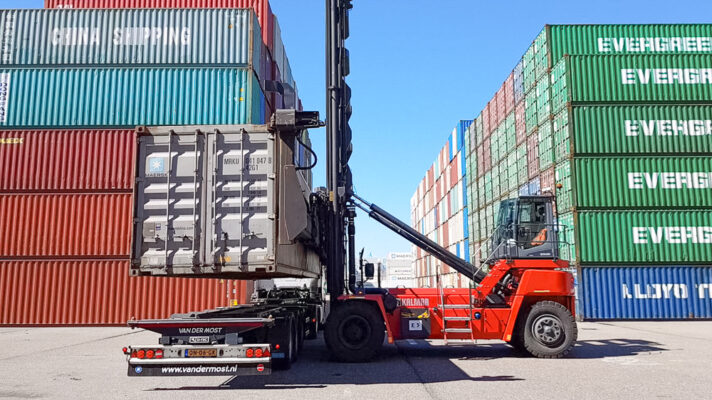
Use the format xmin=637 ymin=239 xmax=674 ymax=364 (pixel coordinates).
xmin=628 ymin=172 xmax=712 ymax=189
xmin=632 ymin=227 xmax=712 ymax=244
xmin=598 ymin=37 xmax=712 ymax=53
xmin=148 ymin=158 xmax=165 ymax=174
xmin=621 ymin=68 xmax=712 ymax=85
xmin=623 ymin=283 xmax=712 ymax=299
xmin=625 ymin=120 xmax=712 ymax=137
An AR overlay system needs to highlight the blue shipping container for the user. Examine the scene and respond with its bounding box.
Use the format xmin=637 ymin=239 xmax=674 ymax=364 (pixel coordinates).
xmin=581 ymin=266 xmax=712 ymax=320
xmin=0 ymin=67 xmax=265 ymax=127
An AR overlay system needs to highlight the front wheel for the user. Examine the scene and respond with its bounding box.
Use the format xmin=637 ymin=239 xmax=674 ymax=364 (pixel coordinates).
xmin=519 ymin=301 xmax=577 ymax=358
xmin=324 ymin=301 xmax=385 ymax=363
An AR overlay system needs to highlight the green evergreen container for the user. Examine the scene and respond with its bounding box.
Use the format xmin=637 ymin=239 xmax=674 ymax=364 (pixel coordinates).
xmin=577 ymin=210 xmax=712 ymax=263
xmin=551 ymin=54 xmax=712 ymax=108
xmin=574 ymin=157 xmax=712 ymax=208
xmin=555 ymin=105 xmax=712 ymax=156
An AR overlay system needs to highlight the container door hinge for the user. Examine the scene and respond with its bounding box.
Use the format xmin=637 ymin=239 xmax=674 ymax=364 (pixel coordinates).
xmin=268 ymin=213 xmax=277 ymax=220
xmin=268 ymin=173 xmax=276 ymax=180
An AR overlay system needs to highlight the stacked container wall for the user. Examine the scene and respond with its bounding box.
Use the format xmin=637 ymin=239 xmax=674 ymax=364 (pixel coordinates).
xmin=0 ymin=130 xmax=134 ymax=192
xmin=0 ymin=261 xmax=253 ymax=325
xmin=581 ymin=266 xmax=712 ymax=319
xmin=43 ymin=0 xmax=276 ymax=54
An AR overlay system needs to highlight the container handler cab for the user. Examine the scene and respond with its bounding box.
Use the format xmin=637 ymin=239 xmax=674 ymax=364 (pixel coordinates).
xmin=123 ymin=0 xmax=577 ymax=377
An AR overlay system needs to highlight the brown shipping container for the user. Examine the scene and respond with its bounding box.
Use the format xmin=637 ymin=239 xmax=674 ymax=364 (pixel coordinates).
xmin=505 ymin=73 xmax=515 ymax=115
xmin=540 ymin=166 xmax=555 ymax=195
xmin=496 ymin=86 xmax=506 ymax=125
xmin=0 ymin=261 xmax=253 ymax=326
xmin=0 ymin=130 xmax=134 ymax=192
xmin=44 ymin=0 xmax=275 ymax=54
xmin=515 ymin=102 xmax=526 ymax=145
xmin=483 ymin=103 xmax=491 ymax=137
xmin=0 ymin=194 xmax=131 ymax=258
xmin=527 ymin=134 xmax=539 ymax=179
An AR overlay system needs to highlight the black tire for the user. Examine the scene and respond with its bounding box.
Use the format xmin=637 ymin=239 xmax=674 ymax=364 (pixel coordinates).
xmin=271 ymin=315 xmax=295 ymax=370
xmin=519 ymin=301 xmax=577 ymax=359
xmin=324 ymin=301 xmax=385 ymax=363
xmin=507 ymin=331 xmax=526 ymax=353
xmin=289 ymin=317 xmax=299 ymax=363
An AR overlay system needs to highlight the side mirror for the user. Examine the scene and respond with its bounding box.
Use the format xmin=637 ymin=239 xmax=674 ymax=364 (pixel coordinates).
xmin=364 ymin=263 xmax=375 ymax=280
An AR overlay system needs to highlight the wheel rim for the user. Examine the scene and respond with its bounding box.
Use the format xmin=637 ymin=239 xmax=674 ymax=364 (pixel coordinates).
xmin=531 ymin=314 xmax=564 ymax=347
xmin=337 ymin=314 xmax=371 ymax=350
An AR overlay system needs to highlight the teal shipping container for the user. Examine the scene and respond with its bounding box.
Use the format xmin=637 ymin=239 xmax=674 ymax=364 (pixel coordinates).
xmin=0 ymin=9 xmax=262 ymax=68
xmin=0 ymin=67 xmax=265 ymax=127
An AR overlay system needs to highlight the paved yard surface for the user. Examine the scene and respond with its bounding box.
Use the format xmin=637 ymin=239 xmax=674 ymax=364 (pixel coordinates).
xmin=1 ymin=321 xmax=711 ymax=399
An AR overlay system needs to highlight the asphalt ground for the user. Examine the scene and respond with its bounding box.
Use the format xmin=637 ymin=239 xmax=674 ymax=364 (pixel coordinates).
xmin=1 ymin=321 xmax=710 ymax=400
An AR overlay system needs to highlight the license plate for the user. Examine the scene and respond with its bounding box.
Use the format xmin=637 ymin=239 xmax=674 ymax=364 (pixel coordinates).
xmin=186 ymin=349 xmax=217 ymax=358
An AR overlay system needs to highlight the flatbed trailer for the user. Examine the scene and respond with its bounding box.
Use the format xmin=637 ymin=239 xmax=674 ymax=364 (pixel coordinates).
xmin=125 ymin=286 xmax=323 ymax=375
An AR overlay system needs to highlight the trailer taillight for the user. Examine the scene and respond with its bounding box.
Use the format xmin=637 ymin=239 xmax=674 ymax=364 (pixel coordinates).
xmin=246 ymin=348 xmax=254 ymax=358
xmin=155 ymin=349 xmax=163 ymax=359
xmin=257 ymin=364 xmax=265 ymax=372
xmin=146 ymin=350 xmax=155 ymax=359
xmin=255 ymin=348 xmax=263 ymax=357
xmin=136 ymin=349 xmax=145 ymax=359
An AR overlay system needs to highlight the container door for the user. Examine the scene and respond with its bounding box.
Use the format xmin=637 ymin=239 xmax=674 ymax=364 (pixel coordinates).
xmin=206 ymin=131 xmax=275 ymax=268
xmin=134 ymin=132 xmax=204 ymax=269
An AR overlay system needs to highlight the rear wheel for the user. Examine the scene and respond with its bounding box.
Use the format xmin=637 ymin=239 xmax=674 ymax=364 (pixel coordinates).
xmin=325 ymin=301 xmax=384 ymax=363
xmin=519 ymin=301 xmax=577 ymax=358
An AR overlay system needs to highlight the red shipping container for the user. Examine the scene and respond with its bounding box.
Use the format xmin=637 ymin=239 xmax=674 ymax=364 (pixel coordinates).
xmin=505 ymin=72 xmax=515 ymax=115
xmin=496 ymin=85 xmax=506 ymax=126
xmin=540 ymin=166 xmax=555 ymax=195
xmin=0 ymin=130 xmax=134 ymax=193
xmin=449 ymin=158 xmax=458 ymax=191
xmin=483 ymin=136 xmax=492 ymax=173
xmin=527 ymin=134 xmax=539 ymax=179
xmin=0 ymin=194 xmax=132 ymax=258
xmin=515 ymin=102 xmax=526 ymax=145
xmin=0 ymin=261 xmax=253 ymax=326
xmin=44 ymin=0 xmax=275 ymax=54
xmin=482 ymin=103 xmax=491 ymax=137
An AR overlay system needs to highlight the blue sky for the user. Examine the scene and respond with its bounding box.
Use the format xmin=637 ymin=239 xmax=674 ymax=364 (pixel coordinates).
xmin=4 ymin=0 xmax=712 ymax=259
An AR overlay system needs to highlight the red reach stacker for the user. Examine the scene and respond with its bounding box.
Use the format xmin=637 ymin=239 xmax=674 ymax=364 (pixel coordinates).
xmin=123 ymin=0 xmax=577 ymax=377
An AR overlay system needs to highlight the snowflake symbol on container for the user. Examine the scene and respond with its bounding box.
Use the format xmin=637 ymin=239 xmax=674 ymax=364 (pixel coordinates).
xmin=149 ymin=158 xmax=165 ymax=174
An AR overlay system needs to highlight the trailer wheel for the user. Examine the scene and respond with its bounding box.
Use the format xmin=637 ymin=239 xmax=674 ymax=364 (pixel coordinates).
xmin=325 ymin=301 xmax=384 ymax=363
xmin=520 ymin=301 xmax=577 ymax=358
xmin=272 ymin=315 xmax=295 ymax=370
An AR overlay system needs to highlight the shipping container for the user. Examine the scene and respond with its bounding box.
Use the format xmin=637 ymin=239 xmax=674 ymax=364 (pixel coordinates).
xmin=132 ymin=125 xmax=320 ymax=279
xmin=573 ymin=157 xmax=712 ymax=209
xmin=0 ymin=193 xmax=132 ymax=258
xmin=554 ymin=105 xmax=712 ymax=156
xmin=577 ymin=210 xmax=712 ymax=264
xmin=43 ymin=0 xmax=275 ymax=54
xmin=547 ymin=24 xmax=712 ymax=65
xmin=551 ymin=54 xmax=712 ymax=108
xmin=0 ymin=260 xmax=252 ymax=325
xmin=0 ymin=129 xmax=134 ymax=192
xmin=0 ymin=67 xmax=265 ymax=127
xmin=581 ymin=266 xmax=712 ymax=320
xmin=0 ymin=9 xmax=262 ymax=69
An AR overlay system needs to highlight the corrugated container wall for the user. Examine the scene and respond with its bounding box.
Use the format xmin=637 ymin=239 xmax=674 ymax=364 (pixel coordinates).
xmin=0 ymin=130 xmax=134 ymax=192
xmin=0 ymin=9 xmax=262 ymax=68
xmin=0 ymin=67 xmax=265 ymax=127
xmin=581 ymin=266 xmax=712 ymax=319
xmin=0 ymin=194 xmax=132 ymax=258
xmin=43 ymin=0 xmax=275 ymax=53
xmin=0 ymin=261 xmax=253 ymax=325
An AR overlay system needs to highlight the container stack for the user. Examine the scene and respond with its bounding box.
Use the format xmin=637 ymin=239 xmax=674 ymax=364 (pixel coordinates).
xmin=410 ymin=120 xmax=472 ymax=288
xmin=412 ymin=24 xmax=712 ymax=319
xmin=0 ymin=1 xmax=305 ymax=325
